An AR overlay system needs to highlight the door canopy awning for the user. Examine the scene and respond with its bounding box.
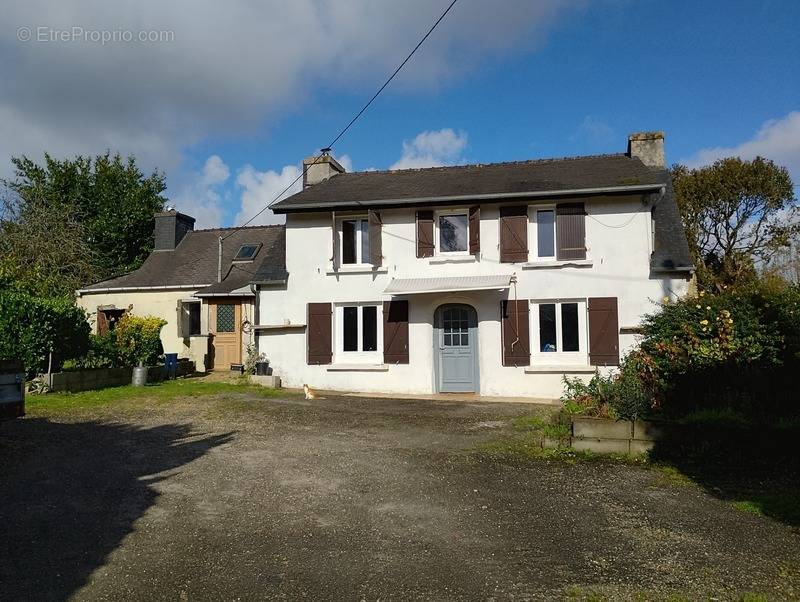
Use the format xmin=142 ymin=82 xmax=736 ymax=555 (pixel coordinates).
xmin=383 ymin=275 xmax=513 ymax=295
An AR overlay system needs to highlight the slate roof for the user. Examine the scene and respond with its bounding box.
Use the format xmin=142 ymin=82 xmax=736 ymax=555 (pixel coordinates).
xmin=79 ymin=225 xmax=286 ymax=294
xmin=272 ymin=153 xmax=693 ymax=272
xmin=271 ymin=154 xmax=666 ymax=212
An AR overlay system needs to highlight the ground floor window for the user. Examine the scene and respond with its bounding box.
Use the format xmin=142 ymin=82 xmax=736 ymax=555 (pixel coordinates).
xmin=531 ymin=300 xmax=587 ymax=363
xmin=336 ymin=303 xmax=382 ymax=362
xmin=178 ymin=300 xmax=202 ymax=337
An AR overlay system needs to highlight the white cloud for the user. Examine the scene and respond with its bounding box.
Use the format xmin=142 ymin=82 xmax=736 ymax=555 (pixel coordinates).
xmin=0 ymin=1 xmax=578 ymax=184
xmin=681 ymin=111 xmax=800 ymax=180
xmin=572 ymin=115 xmax=615 ymax=146
xmin=390 ymin=128 xmax=468 ymax=169
xmin=234 ymin=164 xmax=303 ymax=226
xmin=171 ymin=155 xmax=230 ymax=229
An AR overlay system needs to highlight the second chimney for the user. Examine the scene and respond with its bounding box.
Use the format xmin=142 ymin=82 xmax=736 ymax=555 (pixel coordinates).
xmin=303 ymin=150 xmax=346 ymax=189
xmin=154 ymin=210 xmax=195 ymax=251
xmin=627 ymin=131 xmax=666 ymax=169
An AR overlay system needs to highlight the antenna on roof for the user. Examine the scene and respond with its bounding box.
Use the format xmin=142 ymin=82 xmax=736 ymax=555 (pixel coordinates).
xmin=320 ymin=147 xmax=332 ymax=155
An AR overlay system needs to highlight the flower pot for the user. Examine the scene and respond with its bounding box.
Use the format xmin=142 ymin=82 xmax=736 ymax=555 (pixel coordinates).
xmin=132 ymin=365 xmax=148 ymax=387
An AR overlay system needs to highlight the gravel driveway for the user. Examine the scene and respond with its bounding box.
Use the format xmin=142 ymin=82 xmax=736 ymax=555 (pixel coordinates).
xmin=1 ymin=389 xmax=798 ymax=600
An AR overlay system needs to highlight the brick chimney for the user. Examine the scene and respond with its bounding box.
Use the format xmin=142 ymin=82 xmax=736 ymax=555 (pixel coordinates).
xmin=154 ymin=210 xmax=195 ymax=250
xmin=627 ymin=131 xmax=666 ymax=168
xmin=303 ymin=149 xmax=346 ymax=188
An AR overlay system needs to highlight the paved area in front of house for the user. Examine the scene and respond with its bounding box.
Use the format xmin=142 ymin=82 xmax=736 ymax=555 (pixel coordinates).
xmin=1 ymin=391 xmax=798 ymax=600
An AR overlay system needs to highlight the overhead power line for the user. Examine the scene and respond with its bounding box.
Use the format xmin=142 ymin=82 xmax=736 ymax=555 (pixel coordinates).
xmin=221 ymin=0 xmax=459 ymax=241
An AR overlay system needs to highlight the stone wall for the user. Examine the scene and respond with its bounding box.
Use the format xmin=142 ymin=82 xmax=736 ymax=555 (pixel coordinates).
xmin=45 ymin=360 xmax=195 ymax=393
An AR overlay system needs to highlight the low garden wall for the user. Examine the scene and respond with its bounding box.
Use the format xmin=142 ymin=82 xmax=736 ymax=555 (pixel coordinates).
xmin=44 ymin=359 xmax=195 ymax=393
xmin=571 ymin=417 xmax=663 ymax=454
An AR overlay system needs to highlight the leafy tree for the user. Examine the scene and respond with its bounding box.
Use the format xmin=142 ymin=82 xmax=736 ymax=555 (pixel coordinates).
xmin=1 ymin=188 xmax=98 ymax=298
xmin=3 ymin=152 xmax=166 ymax=278
xmin=671 ymin=157 xmax=798 ymax=288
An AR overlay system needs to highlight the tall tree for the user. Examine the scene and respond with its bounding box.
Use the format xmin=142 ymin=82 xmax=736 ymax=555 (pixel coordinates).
xmin=672 ymin=156 xmax=798 ymax=287
xmin=1 ymin=187 xmax=98 ymax=298
xmin=4 ymin=152 xmax=166 ymax=278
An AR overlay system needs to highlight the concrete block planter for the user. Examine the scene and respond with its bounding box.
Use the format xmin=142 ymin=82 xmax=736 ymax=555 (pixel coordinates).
xmin=571 ymin=417 xmax=664 ymax=455
xmin=250 ymin=375 xmax=281 ymax=388
xmin=573 ymin=417 xmax=633 ymax=440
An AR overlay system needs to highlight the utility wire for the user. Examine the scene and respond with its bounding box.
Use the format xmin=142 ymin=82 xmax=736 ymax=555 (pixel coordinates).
xmin=221 ymin=0 xmax=459 ymax=241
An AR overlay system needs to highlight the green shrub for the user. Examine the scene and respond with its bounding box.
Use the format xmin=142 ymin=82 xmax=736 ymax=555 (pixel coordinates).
xmin=641 ymin=285 xmax=800 ymax=418
xmin=62 ymin=331 xmax=133 ymax=370
xmin=561 ymin=352 xmax=656 ymax=421
xmin=114 ymin=314 xmax=166 ymax=366
xmin=0 ymin=290 xmax=89 ymax=376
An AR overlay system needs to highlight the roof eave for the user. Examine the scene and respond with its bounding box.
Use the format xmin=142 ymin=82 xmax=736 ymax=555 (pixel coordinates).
xmin=272 ymin=183 xmax=666 ymax=214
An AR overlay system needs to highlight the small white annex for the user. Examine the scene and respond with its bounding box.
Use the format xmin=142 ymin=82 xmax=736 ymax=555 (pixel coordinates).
xmin=254 ymin=132 xmax=693 ymax=399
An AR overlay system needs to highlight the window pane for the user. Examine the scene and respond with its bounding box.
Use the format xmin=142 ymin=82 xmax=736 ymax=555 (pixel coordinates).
xmin=216 ymin=304 xmax=235 ymax=332
xmin=537 ymin=210 xmax=555 ymax=257
xmin=362 ymin=306 xmax=377 ymax=351
xmin=343 ymin=306 xmax=358 ymax=351
xmin=439 ymin=214 xmax=468 ymax=252
xmin=342 ymin=220 xmax=357 ymax=264
xmin=460 ymin=333 xmax=469 ymax=346
xmin=539 ymin=304 xmax=557 ymax=352
xmin=444 ymin=334 xmax=452 ymax=346
xmin=189 ymin=303 xmax=201 ymax=335
xmin=561 ymin=303 xmax=579 ymax=352
xmin=360 ymin=219 xmax=370 ymax=264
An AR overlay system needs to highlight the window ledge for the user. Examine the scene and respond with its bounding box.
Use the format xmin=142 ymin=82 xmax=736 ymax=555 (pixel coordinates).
xmin=252 ymin=323 xmax=306 ymax=331
xmin=524 ymin=365 xmax=597 ymax=374
xmin=326 ymin=266 xmax=389 ymax=275
xmin=326 ymin=364 xmax=389 ymax=372
xmin=521 ymin=259 xmax=593 ymax=269
xmin=428 ymin=255 xmax=477 ymax=265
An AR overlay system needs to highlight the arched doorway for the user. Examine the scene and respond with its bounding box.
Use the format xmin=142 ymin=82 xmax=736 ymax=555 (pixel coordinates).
xmin=434 ymin=304 xmax=478 ymax=393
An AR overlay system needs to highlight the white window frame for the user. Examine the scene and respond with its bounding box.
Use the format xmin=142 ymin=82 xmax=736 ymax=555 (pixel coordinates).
xmin=334 ymin=302 xmax=383 ymax=363
xmin=530 ymin=299 xmax=588 ymax=365
xmin=337 ymin=215 xmax=371 ymax=266
xmin=434 ymin=208 xmax=470 ymax=256
xmin=528 ymin=204 xmax=557 ymax=261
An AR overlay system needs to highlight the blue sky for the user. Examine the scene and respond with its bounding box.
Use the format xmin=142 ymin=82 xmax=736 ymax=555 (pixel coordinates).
xmin=3 ymin=1 xmax=799 ymax=227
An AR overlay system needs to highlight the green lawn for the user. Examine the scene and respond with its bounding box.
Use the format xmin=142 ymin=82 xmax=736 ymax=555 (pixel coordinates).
xmin=27 ymin=378 xmax=285 ymax=414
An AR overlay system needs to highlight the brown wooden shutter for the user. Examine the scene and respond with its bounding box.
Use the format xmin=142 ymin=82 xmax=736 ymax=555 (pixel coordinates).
xmin=416 ymin=210 xmax=434 ymax=258
xmin=588 ymin=297 xmax=619 ymax=366
xmin=369 ymin=210 xmax=383 ymax=267
xmin=96 ymin=308 xmax=109 ymax=336
xmin=330 ymin=211 xmax=340 ymax=271
xmin=501 ymin=300 xmax=530 ymax=366
xmin=307 ymin=303 xmax=332 ymax=365
xmin=176 ymin=300 xmax=185 ymax=338
xmin=499 ymin=206 xmax=528 ymax=263
xmin=468 ymin=205 xmax=480 ymax=254
xmin=556 ymin=203 xmax=586 ymax=260
xmin=383 ymin=300 xmax=409 ymax=364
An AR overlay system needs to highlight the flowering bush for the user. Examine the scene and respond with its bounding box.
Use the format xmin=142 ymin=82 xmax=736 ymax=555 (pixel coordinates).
xmin=561 ymin=284 xmax=800 ymax=420
xmin=114 ymin=314 xmax=166 ymax=366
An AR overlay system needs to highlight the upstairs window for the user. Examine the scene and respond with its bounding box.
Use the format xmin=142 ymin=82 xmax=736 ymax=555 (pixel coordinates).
xmin=341 ymin=218 xmax=370 ymax=265
xmin=535 ymin=209 xmax=556 ymax=258
xmin=436 ymin=210 xmax=468 ymax=254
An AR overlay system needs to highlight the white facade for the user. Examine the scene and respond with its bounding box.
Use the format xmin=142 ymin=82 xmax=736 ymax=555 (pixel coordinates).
xmin=256 ymin=194 xmax=690 ymax=399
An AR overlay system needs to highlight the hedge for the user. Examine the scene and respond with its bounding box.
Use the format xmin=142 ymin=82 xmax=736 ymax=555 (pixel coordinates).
xmin=0 ymin=290 xmax=90 ymax=376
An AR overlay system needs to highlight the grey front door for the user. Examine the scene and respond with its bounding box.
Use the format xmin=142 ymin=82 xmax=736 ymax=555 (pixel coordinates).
xmin=436 ymin=304 xmax=478 ymax=393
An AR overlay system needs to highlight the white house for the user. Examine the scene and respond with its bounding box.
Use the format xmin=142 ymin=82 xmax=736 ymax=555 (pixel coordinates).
xmin=255 ymin=131 xmax=693 ymax=399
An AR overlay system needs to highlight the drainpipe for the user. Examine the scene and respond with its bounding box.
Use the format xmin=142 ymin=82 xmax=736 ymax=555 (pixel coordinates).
xmin=217 ymin=236 xmax=223 ymax=283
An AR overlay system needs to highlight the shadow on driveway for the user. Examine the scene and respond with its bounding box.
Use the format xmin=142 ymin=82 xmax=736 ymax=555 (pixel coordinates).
xmin=0 ymin=417 xmax=232 ymax=601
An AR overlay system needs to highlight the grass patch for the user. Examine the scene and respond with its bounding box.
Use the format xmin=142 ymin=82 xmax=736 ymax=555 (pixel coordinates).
xmin=730 ymin=491 xmax=800 ymax=524
xmin=510 ymin=415 xmax=570 ymax=439
xmin=477 ymin=431 xmax=647 ymax=465
xmin=26 ymin=378 xmax=285 ymax=414
xmin=651 ymin=464 xmax=695 ymax=487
